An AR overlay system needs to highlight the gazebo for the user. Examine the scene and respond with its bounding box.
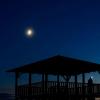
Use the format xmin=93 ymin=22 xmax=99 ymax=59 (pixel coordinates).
xmin=7 ymin=55 xmax=100 ymax=100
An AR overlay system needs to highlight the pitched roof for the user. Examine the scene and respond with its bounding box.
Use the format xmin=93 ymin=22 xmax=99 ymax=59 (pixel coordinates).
xmin=6 ymin=55 xmax=100 ymax=75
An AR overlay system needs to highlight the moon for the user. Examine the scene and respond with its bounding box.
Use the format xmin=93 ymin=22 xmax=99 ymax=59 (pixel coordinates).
xmin=25 ymin=28 xmax=35 ymax=38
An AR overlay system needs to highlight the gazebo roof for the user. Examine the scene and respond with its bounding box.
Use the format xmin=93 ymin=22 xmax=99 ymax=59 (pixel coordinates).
xmin=7 ymin=55 xmax=100 ymax=75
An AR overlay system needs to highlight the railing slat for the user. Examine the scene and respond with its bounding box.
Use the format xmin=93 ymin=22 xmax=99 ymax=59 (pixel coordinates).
xmin=17 ymin=81 xmax=100 ymax=97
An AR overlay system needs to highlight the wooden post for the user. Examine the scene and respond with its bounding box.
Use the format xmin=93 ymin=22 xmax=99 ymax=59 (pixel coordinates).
xmin=66 ymin=75 xmax=69 ymax=98
xmin=42 ymin=73 xmax=45 ymax=100
xmin=45 ymin=73 xmax=48 ymax=96
xmin=75 ymin=74 xmax=78 ymax=100
xmin=57 ymin=74 xmax=60 ymax=94
xmin=42 ymin=73 xmax=45 ymax=94
xmin=82 ymin=73 xmax=85 ymax=100
xmin=29 ymin=73 xmax=32 ymax=87
xmin=15 ymin=72 xmax=19 ymax=100
xmin=29 ymin=73 xmax=32 ymax=100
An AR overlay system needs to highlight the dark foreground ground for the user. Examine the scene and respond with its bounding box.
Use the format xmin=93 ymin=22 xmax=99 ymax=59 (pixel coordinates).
xmin=0 ymin=93 xmax=14 ymax=100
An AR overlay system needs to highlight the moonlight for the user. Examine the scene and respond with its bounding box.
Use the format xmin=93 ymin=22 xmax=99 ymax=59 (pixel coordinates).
xmin=25 ymin=28 xmax=35 ymax=38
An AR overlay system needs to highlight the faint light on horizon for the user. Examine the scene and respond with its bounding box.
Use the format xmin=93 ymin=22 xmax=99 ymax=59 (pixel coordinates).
xmin=91 ymin=76 xmax=93 ymax=79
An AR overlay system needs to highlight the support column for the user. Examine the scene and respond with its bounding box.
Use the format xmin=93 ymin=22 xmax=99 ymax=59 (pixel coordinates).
xmin=29 ymin=73 xmax=32 ymax=86
xmin=15 ymin=72 xmax=19 ymax=100
xmin=28 ymin=73 xmax=32 ymax=100
xmin=57 ymin=74 xmax=60 ymax=93
xmin=75 ymin=74 xmax=78 ymax=100
xmin=82 ymin=73 xmax=85 ymax=100
xmin=66 ymin=75 xmax=69 ymax=99
xmin=42 ymin=73 xmax=45 ymax=94
xmin=42 ymin=73 xmax=45 ymax=100
xmin=45 ymin=73 xmax=48 ymax=95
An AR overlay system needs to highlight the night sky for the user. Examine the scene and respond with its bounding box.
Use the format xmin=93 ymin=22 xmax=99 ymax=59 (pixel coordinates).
xmin=1 ymin=0 xmax=100 ymax=93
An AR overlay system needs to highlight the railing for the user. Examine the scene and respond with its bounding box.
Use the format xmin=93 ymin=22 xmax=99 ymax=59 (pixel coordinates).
xmin=16 ymin=81 xmax=100 ymax=97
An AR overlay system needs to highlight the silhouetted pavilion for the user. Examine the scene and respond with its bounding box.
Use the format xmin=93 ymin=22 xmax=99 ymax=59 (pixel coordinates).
xmin=7 ymin=55 xmax=100 ymax=100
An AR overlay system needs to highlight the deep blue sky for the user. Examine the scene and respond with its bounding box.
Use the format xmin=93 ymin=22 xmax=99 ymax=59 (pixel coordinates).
xmin=1 ymin=0 xmax=100 ymax=93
